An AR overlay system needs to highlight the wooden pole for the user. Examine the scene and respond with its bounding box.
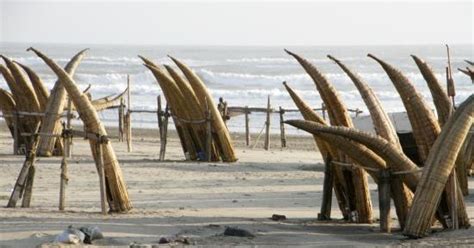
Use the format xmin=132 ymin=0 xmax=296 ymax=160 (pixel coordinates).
xmin=21 ymin=166 xmax=35 ymax=208
xmin=206 ymin=100 xmax=213 ymax=162
xmin=245 ymin=106 xmax=250 ymax=146
xmin=7 ymin=133 xmax=40 ymax=208
xmin=66 ymin=97 xmax=72 ymax=157
xmin=157 ymin=95 xmax=163 ymax=141
xmin=264 ymin=95 xmax=271 ymax=150
xmin=279 ymin=106 xmax=286 ymax=148
xmin=13 ymin=111 xmax=19 ymax=155
xmin=322 ymin=103 xmax=326 ymax=120
xmin=159 ymin=104 xmax=169 ymax=161
xmin=96 ymin=142 xmax=107 ymax=215
xmin=378 ymin=169 xmax=391 ymax=233
xmin=127 ymin=75 xmax=132 ymax=152
xmin=446 ymin=45 xmax=456 ymax=107
xmin=450 ymin=170 xmax=459 ymax=229
xmin=318 ymin=156 xmax=333 ymax=220
xmin=59 ymin=133 xmax=68 ymax=211
xmin=118 ymin=98 xmax=124 ymax=142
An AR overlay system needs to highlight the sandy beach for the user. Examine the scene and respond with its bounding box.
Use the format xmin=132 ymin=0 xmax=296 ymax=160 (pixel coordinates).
xmin=0 ymin=121 xmax=473 ymax=247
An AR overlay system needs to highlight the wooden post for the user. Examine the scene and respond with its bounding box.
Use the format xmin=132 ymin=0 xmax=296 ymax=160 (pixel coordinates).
xmin=59 ymin=134 xmax=68 ymax=211
xmin=446 ymin=44 xmax=456 ymax=106
xmin=450 ymin=170 xmax=459 ymax=229
xmin=118 ymin=98 xmax=124 ymax=142
xmin=321 ymin=103 xmax=326 ymax=120
xmin=157 ymin=95 xmax=163 ymax=141
xmin=7 ymin=133 xmax=40 ymax=208
xmin=21 ymin=166 xmax=35 ymax=208
xmin=245 ymin=106 xmax=250 ymax=146
xmin=264 ymin=95 xmax=271 ymax=150
xmin=159 ymin=104 xmax=169 ymax=161
xmin=378 ymin=169 xmax=391 ymax=233
xmin=279 ymin=106 xmax=286 ymax=148
xmin=66 ymin=97 xmax=72 ymax=157
xmin=96 ymin=141 xmax=107 ymax=215
xmin=318 ymin=156 xmax=333 ymax=220
xmin=206 ymin=100 xmax=213 ymax=162
xmin=126 ymin=75 xmax=132 ymax=152
xmin=13 ymin=111 xmax=19 ymax=155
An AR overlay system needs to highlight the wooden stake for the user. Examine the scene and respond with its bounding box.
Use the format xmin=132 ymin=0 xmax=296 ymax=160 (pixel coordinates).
xmin=21 ymin=165 xmax=35 ymax=207
xmin=321 ymin=103 xmax=326 ymax=120
xmin=126 ymin=112 xmax=132 ymax=152
xmin=159 ymin=104 xmax=169 ymax=161
xmin=206 ymin=100 xmax=213 ymax=162
xmin=118 ymin=98 xmax=124 ymax=142
xmin=279 ymin=106 xmax=286 ymax=148
xmin=126 ymin=75 xmax=132 ymax=152
xmin=7 ymin=133 xmax=40 ymax=208
xmin=66 ymin=97 xmax=72 ymax=157
xmin=264 ymin=95 xmax=271 ymax=150
xmin=157 ymin=95 xmax=163 ymax=141
xmin=59 ymin=133 xmax=68 ymax=211
xmin=318 ymin=156 xmax=333 ymax=220
xmin=450 ymin=170 xmax=459 ymax=229
xmin=95 ymin=142 xmax=107 ymax=215
xmin=245 ymin=106 xmax=250 ymax=146
xmin=13 ymin=111 xmax=19 ymax=155
xmin=378 ymin=169 xmax=391 ymax=233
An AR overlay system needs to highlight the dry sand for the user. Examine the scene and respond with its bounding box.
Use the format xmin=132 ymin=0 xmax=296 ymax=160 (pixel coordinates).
xmin=0 ymin=122 xmax=473 ymax=247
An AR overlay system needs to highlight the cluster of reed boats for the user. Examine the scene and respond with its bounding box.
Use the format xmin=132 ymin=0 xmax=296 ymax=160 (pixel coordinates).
xmin=0 ymin=46 xmax=472 ymax=239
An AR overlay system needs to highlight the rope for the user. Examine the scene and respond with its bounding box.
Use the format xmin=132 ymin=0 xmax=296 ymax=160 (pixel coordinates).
xmin=171 ymin=115 xmax=208 ymax=125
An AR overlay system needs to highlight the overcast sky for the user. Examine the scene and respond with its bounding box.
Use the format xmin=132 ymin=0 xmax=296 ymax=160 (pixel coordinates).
xmin=0 ymin=0 xmax=472 ymax=46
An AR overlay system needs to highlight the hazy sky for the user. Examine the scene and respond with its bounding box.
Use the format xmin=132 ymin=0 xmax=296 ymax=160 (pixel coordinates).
xmin=0 ymin=0 xmax=472 ymax=46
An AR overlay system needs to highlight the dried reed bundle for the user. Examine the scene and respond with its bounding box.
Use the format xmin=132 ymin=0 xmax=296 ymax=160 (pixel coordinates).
xmin=368 ymin=54 xmax=440 ymax=163
xmin=404 ymin=95 xmax=473 ymax=238
xmin=165 ymin=65 xmax=219 ymax=160
xmin=169 ymin=56 xmax=237 ymax=162
xmin=37 ymin=49 xmax=88 ymax=157
xmin=411 ymin=55 xmax=453 ymax=126
xmin=286 ymin=119 xmax=415 ymax=227
xmin=328 ymin=55 xmax=401 ymax=149
xmin=142 ymin=62 xmax=200 ymax=160
xmin=285 ymin=50 xmax=372 ymax=223
xmin=282 ymin=81 xmax=350 ymax=217
xmin=16 ymin=62 xmax=50 ymax=112
xmin=29 ymin=48 xmax=132 ymax=212
xmin=0 ymin=89 xmax=17 ymax=136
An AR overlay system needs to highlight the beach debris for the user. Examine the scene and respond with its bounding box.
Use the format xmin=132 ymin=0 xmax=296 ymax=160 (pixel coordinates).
xmin=79 ymin=226 xmax=104 ymax=244
xmin=29 ymin=48 xmax=132 ymax=213
xmin=271 ymin=214 xmax=287 ymax=221
xmin=54 ymin=226 xmax=85 ymax=244
xmin=223 ymin=227 xmax=255 ymax=238
xmin=158 ymin=237 xmax=170 ymax=244
xmin=54 ymin=226 xmax=103 ymax=245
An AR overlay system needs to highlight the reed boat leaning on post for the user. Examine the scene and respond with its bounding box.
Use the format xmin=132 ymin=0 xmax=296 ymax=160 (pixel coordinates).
xmin=285 ymin=49 xmax=372 ymax=223
xmin=28 ymin=47 xmax=132 ymax=213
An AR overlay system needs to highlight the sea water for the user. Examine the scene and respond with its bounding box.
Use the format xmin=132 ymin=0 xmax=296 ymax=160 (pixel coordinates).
xmin=0 ymin=43 xmax=472 ymax=135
